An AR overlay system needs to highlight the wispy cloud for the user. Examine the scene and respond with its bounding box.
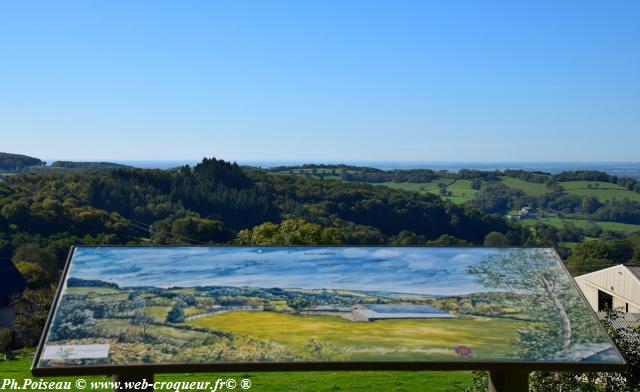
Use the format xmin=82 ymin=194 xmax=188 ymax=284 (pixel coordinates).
xmin=68 ymin=247 xmax=539 ymax=296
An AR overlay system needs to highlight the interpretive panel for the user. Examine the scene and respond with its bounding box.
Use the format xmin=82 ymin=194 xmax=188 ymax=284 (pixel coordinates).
xmin=33 ymin=246 xmax=625 ymax=374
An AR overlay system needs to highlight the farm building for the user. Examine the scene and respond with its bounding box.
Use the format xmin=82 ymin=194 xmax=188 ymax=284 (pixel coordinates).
xmin=575 ymin=264 xmax=640 ymax=313
xmin=305 ymin=305 xmax=353 ymax=312
xmin=351 ymin=304 xmax=457 ymax=322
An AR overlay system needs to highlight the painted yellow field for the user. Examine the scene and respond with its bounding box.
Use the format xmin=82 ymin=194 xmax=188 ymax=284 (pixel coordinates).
xmin=187 ymin=311 xmax=528 ymax=361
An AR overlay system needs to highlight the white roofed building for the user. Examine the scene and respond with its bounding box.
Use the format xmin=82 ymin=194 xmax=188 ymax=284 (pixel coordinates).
xmin=351 ymin=304 xmax=457 ymax=322
xmin=575 ymin=264 xmax=640 ymax=313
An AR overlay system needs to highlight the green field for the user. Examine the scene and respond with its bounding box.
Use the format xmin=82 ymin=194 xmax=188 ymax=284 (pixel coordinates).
xmin=66 ymin=287 xmax=122 ymax=295
xmin=144 ymin=306 xmax=173 ymax=321
xmin=372 ymin=175 xmax=640 ymax=233
xmin=371 ymin=177 xmax=640 ymax=206
xmin=440 ymin=179 xmax=478 ymax=203
xmin=188 ymin=311 xmax=527 ymax=361
xmin=378 ymin=176 xmax=550 ymax=203
xmin=520 ymin=216 xmax=640 ymax=233
xmin=499 ymin=177 xmax=549 ymax=196
xmin=560 ymin=181 xmax=640 ymax=203
xmin=65 ymin=287 xmax=129 ymax=301
xmin=0 ymin=349 xmax=472 ymax=392
xmin=379 ymin=177 xmax=545 ymax=202
xmin=97 ymin=318 xmax=209 ymax=341
xmin=376 ymin=178 xmax=478 ymax=204
xmin=275 ymin=169 xmax=640 ymax=208
xmin=144 ymin=306 xmax=203 ymax=321
xmin=270 ymin=167 xmax=350 ymax=181
xmin=375 ymin=181 xmax=434 ymax=192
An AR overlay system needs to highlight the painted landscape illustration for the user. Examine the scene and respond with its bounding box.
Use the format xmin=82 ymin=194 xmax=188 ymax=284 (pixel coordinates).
xmin=37 ymin=246 xmax=622 ymax=368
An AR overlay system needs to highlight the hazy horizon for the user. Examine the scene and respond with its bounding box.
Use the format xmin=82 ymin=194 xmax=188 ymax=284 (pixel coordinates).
xmin=25 ymin=157 xmax=640 ymax=178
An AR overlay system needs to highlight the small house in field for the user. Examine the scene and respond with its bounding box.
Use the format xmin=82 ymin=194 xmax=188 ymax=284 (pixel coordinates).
xmin=351 ymin=304 xmax=456 ymax=322
xmin=518 ymin=207 xmax=537 ymax=218
xmin=575 ymin=264 xmax=640 ymax=313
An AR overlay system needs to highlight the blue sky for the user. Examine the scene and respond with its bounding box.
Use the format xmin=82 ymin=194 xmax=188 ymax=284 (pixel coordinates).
xmin=1 ymin=1 xmax=639 ymax=161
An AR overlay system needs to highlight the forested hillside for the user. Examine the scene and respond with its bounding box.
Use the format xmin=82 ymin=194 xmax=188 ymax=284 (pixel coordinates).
xmin=0 ymin=158 xmax=518 ymax=261
xmin=0 ymin=152 xmax=44 ymax=172
xmin=2 ymin=157 xmax=640 ymax=353
xmin=271 ymin=165 xmax=640 ymax=243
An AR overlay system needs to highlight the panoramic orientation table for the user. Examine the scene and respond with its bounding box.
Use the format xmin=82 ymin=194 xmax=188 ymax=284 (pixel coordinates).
xmin=33 ymin=246 xmax=626 ymax=391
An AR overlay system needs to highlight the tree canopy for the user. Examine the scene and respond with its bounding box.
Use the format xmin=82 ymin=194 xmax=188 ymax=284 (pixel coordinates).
xmin=0 ymin=152 xmax=44 ymax=172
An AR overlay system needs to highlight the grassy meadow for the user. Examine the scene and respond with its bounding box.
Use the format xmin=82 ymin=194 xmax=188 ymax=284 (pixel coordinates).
xmin=362 ymin=174 xmax=640 ymax=232
xmin=52 ymin=276 xmax=539 ymax=367
xmin=375 ymin=179 xmax=478 ymax=204
xmin=499 ymin=177 xmax=549 ymax=196
xmin=559 ymin=181 xmax=640 ymax=203
xmin=520 ymin=215 xmax=640 ymax=233
xmin=144 ymin=306 xmax=203 ymax=321
xmin=188 ymin=311 xmax=527 ymax=361
xmin=1 ymin=349 xmax=472 ymax=392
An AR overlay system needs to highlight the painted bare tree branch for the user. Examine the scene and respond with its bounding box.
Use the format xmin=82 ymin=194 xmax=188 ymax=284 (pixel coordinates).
xmin=467 ymin=249 xmax=572 ymax=351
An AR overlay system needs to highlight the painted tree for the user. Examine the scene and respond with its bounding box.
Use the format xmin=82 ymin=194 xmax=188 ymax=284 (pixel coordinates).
xmin=131 ymin=311 xmax=156 ymax=341
xmin=49 ymin=307 xmax=97 ymax=341
xmin=467 ymin=249 xmax=573 ymax=356
xmin=165 ymin=305 xmax=185 ymax=324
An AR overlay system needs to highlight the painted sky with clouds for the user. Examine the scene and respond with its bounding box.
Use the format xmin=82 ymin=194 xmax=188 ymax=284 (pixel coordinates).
xmin=67 ymin=247 xmax=554 ymax=296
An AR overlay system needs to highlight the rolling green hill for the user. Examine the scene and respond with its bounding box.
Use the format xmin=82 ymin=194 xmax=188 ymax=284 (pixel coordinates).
xmin=373 ymin=179 xmax=478 ymax=204
xmin=268 ymin=164 xmax=640 ymax=236
xmin=26 ymin=161 xmax=134 ymax=173
xmin=559 ymin=181 xmax=640 ymax=203
xmin=499 ymin=177 xmax=549 ymax=196
xmin=519 ymin=215 xmax=640 ymax=234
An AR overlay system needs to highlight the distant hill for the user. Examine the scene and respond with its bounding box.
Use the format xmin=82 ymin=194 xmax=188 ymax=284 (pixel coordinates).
xmin=25 ymin=161 xmax=135 ymax=173
xmin=0 ymin=152 xmax=45 ymax=172
xmin=66 ymin=277 xmax=119 ymax=289
xmin=50 ymin=161 xmax=134 ymax=172
xmin=0 ymin=153 xmax=132 ymax=174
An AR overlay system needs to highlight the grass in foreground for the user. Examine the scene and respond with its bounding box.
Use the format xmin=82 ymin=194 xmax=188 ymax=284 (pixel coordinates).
xmin=1 ymin=349 xmax=472 ymax=392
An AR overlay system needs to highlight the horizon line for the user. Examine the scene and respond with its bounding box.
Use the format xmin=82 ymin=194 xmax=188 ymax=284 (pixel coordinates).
xmin=39 ymin=158 xmax=640 ymax=164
